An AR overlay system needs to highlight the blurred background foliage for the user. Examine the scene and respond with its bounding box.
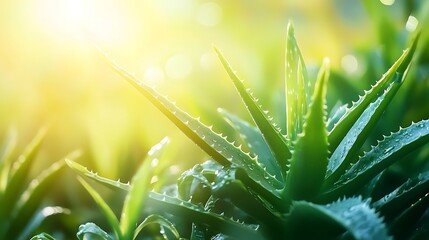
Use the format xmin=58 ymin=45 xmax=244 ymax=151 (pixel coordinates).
xmin=0 ymin=0 xmax=429 ymax=237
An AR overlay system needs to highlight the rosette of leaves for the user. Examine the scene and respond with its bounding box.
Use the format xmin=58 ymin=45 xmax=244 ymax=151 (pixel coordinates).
xmin=71 ymin=22 xmax=428 ymax=239
xmin=0 ymin=129 xmax=74 ymax=240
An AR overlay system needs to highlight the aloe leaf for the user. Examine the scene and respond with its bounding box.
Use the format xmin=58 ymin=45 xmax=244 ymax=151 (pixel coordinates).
xmin=287 ymin=197 xmax=391 ymax=240
xmin=120 ymin=137 xmax=168 ymax=240
xmin=190 ymin=223 xmax=205 ymax=240
xmin=284 ymin=21 xmax=310 ymax=142
xmin=77 ymin=177 xmax=121 ymax=240
xmin=325 ymin=75 xmax=404 ymax=185
xmin=389 ymin=193 xmax=429 ymax=239
xmin=215 ymin=48 xmax=290 ymax=178
xmin=148 ymin=192 xmax=261 ymax=239
xmin=373 ymin=171 xmax=429 ymax=220
xmin=66 ymin=159 xmax=130 ymax=191
xmin=327 ymin=103 xmax=347 ymax=132
xmin=77 ymin=222 xmax=113 ymax=240
xmin=19 ymin=206 xmax=70 ymax=240
xmin=102 ymin=52 xmax=281 ymax=194
xmin=323 ymin=120 xmax=429 ymax=200
xmin=0 ymin=129 xmax=17 ymax=193
xmin=328 ymin=37 xmax=418 ymax=152
xmin=284 ymin=59 xmax=329 ymax=200
xmin=30 ymin=233 xmax=56 ymax=240
xmin=218 ymin=108 xmax=281 ymax=180
xmin=133 ymin=214 xmax=179 ymax=240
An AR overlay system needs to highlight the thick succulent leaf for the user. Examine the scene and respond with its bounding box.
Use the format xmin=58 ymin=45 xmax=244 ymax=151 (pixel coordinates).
xmin=77 ymin=177 xmax=121 ymax=239
xmin=326 ymin=76 xmax=404 ymax=184
xmin=328 ymin=36 xmax=418 ymax=152
xmin=389 ymin=192 xmax=429 ymax=239
xmin=133 ymin=214 xmax=180 ymax=240
xmin=218 ymin=108 xmax=281 ymax=180
xmin=148 ymin=192 xmax=261 ymax=239
xmin=190 ymin=223 xmax=206 ymax=240
xmin=30 ymin=233 xmax=56 ymax=240
xmin=120 ymin=137 xmax=168 ymax=240
xmin=287 ymin=197 xmax=391 ymax=240
xmin=102 ymin=52 xmax=281 ymax=194
xmin=77 ymin=222 xmax=113 ymax=240
xmin=211 ymin=167 xmax=285 ymax=221
xmin=284 ymin=59 xmax=329 ymax=200
xmin=0 ymin=129 xmax=17 ymax=193
xmin=19 ymin=206 xmax=70 ymax=240
xmin=373 ymin=171 xmax=429 ymax=220
xmin=66 ymin=159 xmax=130 ymax=191
xmin=327 ymin=103 xmax=347 ymax=132
xmin=284 ymin=21 xmax=310 ymax=142
xmin=323 ymin=120 xmax=429 ymax=200
xmin=215 ymin=48 xmax=290 ymax=178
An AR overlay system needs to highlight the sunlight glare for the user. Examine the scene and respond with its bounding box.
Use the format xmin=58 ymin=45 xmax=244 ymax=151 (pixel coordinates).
xmin=35 ymin=0 xmax=129 ymax=44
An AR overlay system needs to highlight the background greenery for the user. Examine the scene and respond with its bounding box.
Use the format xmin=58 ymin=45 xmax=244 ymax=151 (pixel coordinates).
xmin=0 ymin=0 xmax=428 ymax=238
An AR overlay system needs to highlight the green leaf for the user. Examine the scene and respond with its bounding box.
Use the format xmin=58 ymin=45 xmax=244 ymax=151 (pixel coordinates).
xmin=323 ymin=120 xmax=429 ymax=200
xmin=287 ymin=197 xmax=391 ymax=240
xmin=328 ymin=38 xmax=418 ymax=153
xmin=0 ymin=128 xmax=46 ymax=238
xmin=373 ymin=171 xmax=429 ymax=220
xmin=30 ymin=233 xmax=56 ymax=240
xmin=389 ymin=193 xmax=429 ymax=239
xmin=19 ymin=206 xmax=70 ymax=240
xmin=325 ymin=75 xmax=404 ymax=185
xmin=77 ymin=177 xmax=121 ymax=240
xmin=284 ymin=58 xmax=329 ymax=200
xmin=215 ymin=48 xmax=290 ymax=178
xmin=190 ymin=223 xmax=205 ymax=240
xmin=120 ymin=137 xmax=168 ymax=240
xmin=101 ymin=51 xmax=281 ymax=196
xmin=327 ymin=103 xmax=347 ymax=132
xmin=284 ymin=21 xmax=310 ymax=142
xmin=133 ymin=214 xmax=179 ymax=240
xmin=77 ymin=222 xmax=113 ymax=240
xmin=218 ymin=108 xmax=281 ymax=180
xmin=66 ymin=159 xmax=130 ymax=192
xmin=0 ymin=129 xmax=17 ymax=193
xmin=148 ymin=192 xmax=261 ymax=239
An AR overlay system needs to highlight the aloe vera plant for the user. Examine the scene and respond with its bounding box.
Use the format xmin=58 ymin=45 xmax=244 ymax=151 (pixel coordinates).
xmin=60 ymin=21 xmax=429 ymax=239
xmin=0 ymin=129 xmax=76 ymax=240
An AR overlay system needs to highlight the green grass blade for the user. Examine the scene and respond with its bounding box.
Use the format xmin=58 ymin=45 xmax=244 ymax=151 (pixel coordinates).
xmin=287 ymin=197 xmax=391 ymax=240
xmin=66 ymin=159 xmax=130 ymax=191
xmin=373 ymin=171 xmax=429 ymax=220
xmin=323 ymin=119 xmax=429 ymax=200
xmin=77 ymin=177 xmax=121 ymax=240
xmin=101 ymin=51 xmax=281 ymax=192
xmin=77 ymin=222 xmax=113 ymax=240
xmin=133 ymin=214 xmax=179 ymax=240
xmin=325 ymin=75 xmax=404 ymax=185
xmin=148 ymin=192 xmax=261 ymax=239
xmin=328 ymin=37 xmax=418 ymax=152
xmin=218 ymin=108 xmax=281 ymax=180
xmin=215 ymin=48 xmax=290 ymax=178
xmin=120 ymin=137 xmax=168 ymax=240
xmin=285 ymin=21 xmax=310 ymax=142
xmin=283 ymin=59 xmax=329 ymax=200
xmin=0 ymin=129 xmax=17 ymax=193
xmin=19 ymin=206 xmax=70 ymax=240
xmin=0 ymin=128 xmax=46 ymax=238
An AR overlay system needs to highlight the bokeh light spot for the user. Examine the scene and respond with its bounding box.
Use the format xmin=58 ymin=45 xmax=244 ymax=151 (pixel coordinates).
xmin=341 ymin=54 xmax=359 ymax=74
xmin=405 ymin=15 xmax=419 ymax=32
xmin=196 ymin=2 xmax=223 ymax=27
xmin=380 ymin=0 xmax=395 ymax=6
xmin=165 ymin=54 xmax=193 ymax=80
